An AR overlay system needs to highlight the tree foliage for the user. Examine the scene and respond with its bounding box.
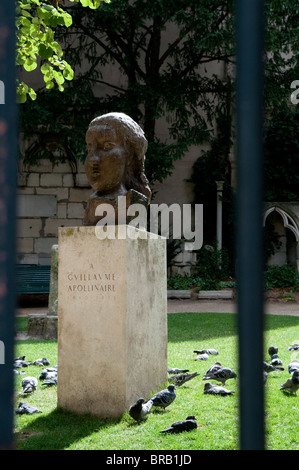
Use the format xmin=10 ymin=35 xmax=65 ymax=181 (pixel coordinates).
xmin=19 ymin=0 xmax=299 ymax=191
xmin=20 ymin=0 xmax=235 ymax=183
xmin=16 ymin=0 xmax=109 ymax=102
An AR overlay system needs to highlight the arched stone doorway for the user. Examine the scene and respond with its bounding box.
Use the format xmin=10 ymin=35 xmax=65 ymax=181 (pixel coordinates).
xmin=263 ymin=205 xmax=299 ymax=270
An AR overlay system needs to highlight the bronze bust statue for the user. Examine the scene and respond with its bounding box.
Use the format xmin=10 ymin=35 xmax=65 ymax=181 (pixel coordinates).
xmin=83 ymin=112 xmax=151 ymax=226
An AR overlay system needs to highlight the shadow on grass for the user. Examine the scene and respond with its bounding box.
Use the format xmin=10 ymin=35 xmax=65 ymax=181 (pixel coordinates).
xmin=168 ymin=312 xmax=299 ymax=343
xmin=15 ymin=406 xmax=123 ymax=450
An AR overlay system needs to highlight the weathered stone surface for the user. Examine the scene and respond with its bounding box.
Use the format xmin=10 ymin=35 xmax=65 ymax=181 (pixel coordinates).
xmin=28 ymin=314 xmax=47 ymax=337
xmin=40 ymin=173 xmax=62 ymax=187
xmin=57 ymin=225 xmax=167 ymax=418
xmin=48 ymin=244 xmax=58 ymax=315
xmin=27 ymin=313 xmax=58 ymax=339
xmin=17 ymin=218 xmax=42 ymax=238
xmin=17 ymin=195 xmax=57 ymax=217
xmin=34 ymin=237 xmax=58 ymax=254
xmin=44 ymin=315 xmax=58 ymax=339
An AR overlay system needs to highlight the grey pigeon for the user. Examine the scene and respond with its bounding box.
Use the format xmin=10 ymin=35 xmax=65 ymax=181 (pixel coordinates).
xmin=14 ymin=369 xmax=26 ymax=375
xmin=168 ymin=367 xmax=189 ymax=374
xmin=39 ymin=368 xmax=57 ymax=380
xmin=263 ymin=361 xmax=284 ymax=372
xmin=193 ymin=349 xmax=218 ymax=356
xmin=287 ymin=342 xmax=299 ymax=351
xmin=268 ymin=345 xmax=278 ymax=357
xmin=205 ymin=362 xmax=222 ymax=375
xmin=270 ymin=354 xmax=283 ymax=367
xmin=194 ymin=352 xmax=209 ymax=361
xmin=148 ymin=384 xmax=176 ymax=411
xmin=41 ymin=377 xmax=57 ymax=387
xmin=32 ymin=357 xmax=50 ymax=366
xmin=15 ymin=355 xmax=26 ymax=361
xmin=280 ymin=370 xmax=299 ymax=396
xmin=22 ymin=376 xmax=38 ymax=394
xmin=15 ymin=402 xmax=42 ymax=415
xmin=203 ymin=366 xmax=237 ymax=385
xmin=168 ymin=372 xmax=199 ymax=387
xmin=160 ymin=415 xmax=198 ymax=434
xmin=288 ymin=359 xmax=299 ymax=374
xmin=14 ymin=357 xmax=30 ymax=368
xmin=129 ymin=398 xmax=153 ymax=422
xmin=204 ymin=382 xmax=235 ymax=396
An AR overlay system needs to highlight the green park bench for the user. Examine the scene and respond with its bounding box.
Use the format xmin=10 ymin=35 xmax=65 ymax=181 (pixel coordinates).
xmin=16 ymin=265 xmax=51 ymax=295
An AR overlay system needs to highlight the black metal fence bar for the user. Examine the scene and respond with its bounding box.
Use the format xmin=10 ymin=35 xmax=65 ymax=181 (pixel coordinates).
xmin=0 ymin=1 xmax=18 ymax=450
xmin=236 ymin=0 xmax=265 ymax=450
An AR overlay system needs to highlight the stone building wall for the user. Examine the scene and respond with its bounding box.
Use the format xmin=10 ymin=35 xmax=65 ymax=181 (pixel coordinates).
xmin=17 ymin=158 xmax=92 ymax=266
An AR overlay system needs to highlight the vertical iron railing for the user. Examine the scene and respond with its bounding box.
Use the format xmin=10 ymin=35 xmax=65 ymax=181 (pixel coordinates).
xmin=0 ymin=1 xmax=18 ymax=450
xmin=236 ymin=0 xmax=265 ymax=450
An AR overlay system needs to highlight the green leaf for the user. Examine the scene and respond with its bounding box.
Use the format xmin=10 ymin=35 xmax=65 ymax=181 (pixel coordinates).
xmin=29 ymin=88 xmax=37 ymax=101
xmin=17 ymin=92 xmax=27 ymax=104
xmin=23 ymin=59 xmax=37 ymax=72
xmin=38 ymin=43 xmax=54 ymax=60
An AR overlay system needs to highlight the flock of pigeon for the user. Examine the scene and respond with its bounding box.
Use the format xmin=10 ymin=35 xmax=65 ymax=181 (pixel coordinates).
xmin=14 ymin=340 xmax=299 ymax=433
xmin=14 ymin=355 xmax=57 ymax=415
xmin=128 ymin=341 xmax=299 ymax=434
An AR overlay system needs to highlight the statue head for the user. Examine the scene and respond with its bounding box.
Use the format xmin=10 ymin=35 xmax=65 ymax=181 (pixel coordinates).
xmin=85 ymin=112 xmax=151 ymax=202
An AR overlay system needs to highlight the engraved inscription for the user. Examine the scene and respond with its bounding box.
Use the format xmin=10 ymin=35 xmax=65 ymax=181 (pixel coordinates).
xmin=66 ymin=272 xmax=116 ymax=292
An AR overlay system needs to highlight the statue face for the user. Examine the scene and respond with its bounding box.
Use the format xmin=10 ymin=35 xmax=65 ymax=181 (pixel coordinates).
xmin=85 ymin=124 xmax=128 ymax=194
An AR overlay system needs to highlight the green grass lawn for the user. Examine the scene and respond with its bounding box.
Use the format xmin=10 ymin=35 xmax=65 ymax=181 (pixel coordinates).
xmin=14 ymin=312 xmax=299 ymax=450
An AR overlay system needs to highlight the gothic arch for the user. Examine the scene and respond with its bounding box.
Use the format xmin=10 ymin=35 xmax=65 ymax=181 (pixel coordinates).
xmin=263 ymin=206 xmax=299 ymax=242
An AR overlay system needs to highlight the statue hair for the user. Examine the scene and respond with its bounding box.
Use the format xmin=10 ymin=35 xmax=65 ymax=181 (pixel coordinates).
xmin=88 ymin=112 xmax=151 ymax=202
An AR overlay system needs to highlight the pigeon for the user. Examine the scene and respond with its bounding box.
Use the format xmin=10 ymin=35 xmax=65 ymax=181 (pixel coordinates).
xmin=168 ymin=367 xmax=189 ymax=374
xmin=15 ymin=402 xmax=42 ymax=415
xmin=160 ymin=416 xmax=198 ymax=434
xmin=203 ymin=366 xmax=237 ymax=385
xmin=41 ymin=377 xmax=57 ymax=387
xmin=39 ymin=368 xmax=57 ymax=380
xmin=263 ymin=361 xmax=284 ymax=373
xmin=288 ymin=359 xmax=299 ymax=374
xmin=129 ymin=398 xmax=153 ymax=422
xmin=168 ymin=371 xmax=199 ymax=387
xmin=21 ymin=376 xmax=38 ymax=394
xmin=14 ymin=369 xmax=26 ymax=375
xmin=193 ymin=349 xmax=218 ymax=356
xmin=32 ymin=357 xmax=50 ymax=366
xmin=14 ymin=357 xmax=30 ymax=368
xmin=194 ymin=352 xmax=209 ymax=361
xmin=280 ymin=370 xmax=299 ymax=396
xmin=268 ymin=345 xmax=278 ymax=357
xmin=287 ymin=342 xmax=299 ymax=351
xmin=270 ymin=354 xmax=283 ymax=367
xmin=15 ymin=355 xmax=26 ymax=361
xmin=148 ymin=384 xmax=176 ymax=411
xmin=204 ymin=382 xmax=235 ymax=396
xmin=205 ymin=362 xmax=222 ymax=375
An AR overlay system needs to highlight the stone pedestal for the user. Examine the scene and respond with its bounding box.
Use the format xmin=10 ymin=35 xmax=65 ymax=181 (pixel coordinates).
xmin=57 ymin=225 xmax=168 ymax=418
xmin=48 ymin=244 xmax=58 ymax=315
xmin=27 ymin=244 xmax=59 ymax=340
xmin=27 ymin=314 xmax=58 ymax=339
